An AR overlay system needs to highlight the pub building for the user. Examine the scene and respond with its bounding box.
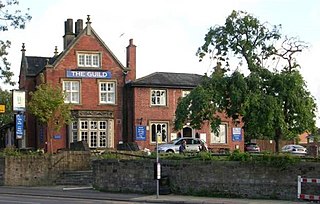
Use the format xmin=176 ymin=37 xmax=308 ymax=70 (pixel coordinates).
xmin=19 ymin=16 xmax=244 ymax=153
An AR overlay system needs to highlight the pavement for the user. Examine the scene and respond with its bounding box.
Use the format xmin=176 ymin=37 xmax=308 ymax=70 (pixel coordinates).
xmin=0 ymin=185 xmax=311 ymax=204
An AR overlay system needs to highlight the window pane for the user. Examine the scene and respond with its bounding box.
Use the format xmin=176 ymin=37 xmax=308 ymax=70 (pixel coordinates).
xmin=64 ymin=82 xmax=70 ymax=90
xmin=100 ymin=83 xmax=106 ymax=91
xmin=150 ymin=122 xmax=168 ymax=143
xmin=92 ymin=55 xmax=99 ymax=67
xmin=99 ymin=121 xmax=106 ymax=129
xmin=151 ymin=89 xmax=166 ymax=106
xmin=99 ymin=82 xmax=115 ymax=104
xmin=99 ymin=132 xmax=106 ymax=147
xmin=63 ymin=81 xmax=79 ymax=103
xmin=81 ymin=132 xmax=88 ymax=141
xmin=85 ymin=55 xmax=92 ymax=66
xmin=211 ymin=124 xmax=227 ymax=144
xmin=72 ymin=82 xmax=79 ymax=91
xmin=78 ymin=55 xmax=85 ymax=66
xmin=90 ymin=132 xmax=97 ymax=147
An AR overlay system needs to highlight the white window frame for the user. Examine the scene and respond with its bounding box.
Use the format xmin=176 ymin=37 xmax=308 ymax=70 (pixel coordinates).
xmin=151 ymin=89 xmax=166 ymax=106
xmin=70 ymin=118 xmax=108 ymax=148
xmin=210 ymin=123 xmax=228 ymax=144
xmin=150 ymin=122 xmax=168 ymax=143
xmin=99 ymin=81 xmax=116 ymax=104
xmin=63 ymin=80 xmax=80 ymax=104
xmin=77 ymin=53 xmax=100 ymax=68
xmin=182 ymin=90 xmax=190 ymax=97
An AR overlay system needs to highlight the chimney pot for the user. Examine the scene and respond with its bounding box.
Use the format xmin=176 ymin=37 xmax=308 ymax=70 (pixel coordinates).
xmin=75 ymin=19 xmax=83 ymax=36
xmin=65 ymin=19 xmax=73 ymax=34
xmin=63 ymin=18 xmax=75 ymax=50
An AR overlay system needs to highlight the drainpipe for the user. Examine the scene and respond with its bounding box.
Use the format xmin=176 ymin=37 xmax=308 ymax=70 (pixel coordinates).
xmin=122 ymin=69 xmax=128 ymax=143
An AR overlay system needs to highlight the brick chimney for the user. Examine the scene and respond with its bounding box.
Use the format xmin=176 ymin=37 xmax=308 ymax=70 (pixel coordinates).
xmin=63 ymin=18 xmax=75 ymax=50
xmin=126 ymin=39 xmax=136 ymax=81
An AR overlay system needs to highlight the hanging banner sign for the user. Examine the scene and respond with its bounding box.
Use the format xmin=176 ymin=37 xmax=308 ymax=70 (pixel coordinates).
xmin=16 ymin=114 xmax=24 ymax=139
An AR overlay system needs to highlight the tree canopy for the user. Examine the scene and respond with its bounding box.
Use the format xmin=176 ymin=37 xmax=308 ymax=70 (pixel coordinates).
xmin=0 ymin=0 xmax=31 ymax=85
xmin=175 ymin=10 xmax=317 ymax=152
xmin=0 ymin=88 xmax=13 ymax=127
xmin=28 ymin=78 xmax=72 ymax=132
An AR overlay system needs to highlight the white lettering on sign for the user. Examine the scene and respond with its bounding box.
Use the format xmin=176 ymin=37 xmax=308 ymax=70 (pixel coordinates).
xmin=66 ymin=70 xmax=111 ymax=79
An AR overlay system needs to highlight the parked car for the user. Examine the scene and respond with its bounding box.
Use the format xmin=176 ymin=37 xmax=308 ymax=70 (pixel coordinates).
xmin=244 ymin=143 xmax=260 ymax=153
xmin=156 ymin=137 xmax=207 ymax=153
xmin=281 ymin=144 xmax=307 ymax=156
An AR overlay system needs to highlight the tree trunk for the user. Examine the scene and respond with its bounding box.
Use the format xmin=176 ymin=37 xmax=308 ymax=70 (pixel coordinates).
xmin=274 ymin=128 xmax=282 ymax=153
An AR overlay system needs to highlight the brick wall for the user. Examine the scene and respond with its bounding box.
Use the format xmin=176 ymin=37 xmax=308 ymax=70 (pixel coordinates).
xmin=92 ymin=159 xmax=320 ymax=200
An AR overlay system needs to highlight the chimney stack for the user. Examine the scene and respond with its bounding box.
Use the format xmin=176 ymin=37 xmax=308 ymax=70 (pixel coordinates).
xmin=63 ymin=18 xmax=75 ymax=50
xmin=126 ymin=39 xmax=136 ymax=81
xmin=75 ymin=19 xmax=83 ymax=36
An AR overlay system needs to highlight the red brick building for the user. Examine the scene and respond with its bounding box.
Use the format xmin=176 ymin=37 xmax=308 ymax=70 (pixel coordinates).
xmin=126 ymin=72 xmax=244 ymax=152
xmin=18 ymin=16 xmax=244 ymax=153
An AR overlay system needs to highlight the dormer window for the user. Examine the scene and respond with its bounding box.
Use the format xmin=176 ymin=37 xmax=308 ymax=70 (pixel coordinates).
xmin=77 ymin=53 xmax=100 ymax=68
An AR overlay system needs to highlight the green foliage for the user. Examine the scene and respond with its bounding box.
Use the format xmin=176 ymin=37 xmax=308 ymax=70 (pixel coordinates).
xmin=0 ymin=147 xmax=44 ymax=157
xmin=0 ymin=0 xmax=31 ymax=85
xmin=28 ymin=82 xmax=72 ymax=131
xmin=227 ymin=150 xmax=301 ymax=169
xmin=197 ymin=10 xmax=281 ymax=72
xmin=0 ymin=88 xmax=13 ymax=127
xmin=175 ymin=10 xmax=317 ymax=152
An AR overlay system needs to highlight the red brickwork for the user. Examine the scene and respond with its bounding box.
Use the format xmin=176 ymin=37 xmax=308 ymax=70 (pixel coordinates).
xmin=131 ymin=87 xmax=244 ymax=151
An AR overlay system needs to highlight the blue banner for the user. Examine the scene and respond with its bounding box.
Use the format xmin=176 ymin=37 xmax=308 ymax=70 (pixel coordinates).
xmin=136 ymin=126 xmax=146 ymax=141
xmin=16 ymin=114 xmax=24 ymax=139
xmin=66 ymin=70 xmax=111 ymax=79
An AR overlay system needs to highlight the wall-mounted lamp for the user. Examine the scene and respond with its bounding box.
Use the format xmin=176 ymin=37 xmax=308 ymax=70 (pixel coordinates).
xmin=137 ymin=117 xmax=143 ymax=125
xmin=233 ymin=118 xmax=240 ymax=127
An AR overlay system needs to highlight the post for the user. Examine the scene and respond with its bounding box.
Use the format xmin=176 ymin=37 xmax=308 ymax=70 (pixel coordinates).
xmin=297 ymin=175 xmax=301 ymax=199
xmin=156 ymin=132 xmax=159 ymax=198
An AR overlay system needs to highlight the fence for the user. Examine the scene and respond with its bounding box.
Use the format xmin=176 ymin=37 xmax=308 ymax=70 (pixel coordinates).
xmin=297 ymin=175 xmax=320 ymax=201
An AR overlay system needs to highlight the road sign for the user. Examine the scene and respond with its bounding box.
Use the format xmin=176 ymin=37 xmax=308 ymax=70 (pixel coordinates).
xmin=0 ymin=105 xmax=5 ymax=113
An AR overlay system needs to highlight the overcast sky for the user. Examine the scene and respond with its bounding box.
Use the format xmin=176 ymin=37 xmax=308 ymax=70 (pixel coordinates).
xmin=2 ymin=0 xmax=320 ymax=125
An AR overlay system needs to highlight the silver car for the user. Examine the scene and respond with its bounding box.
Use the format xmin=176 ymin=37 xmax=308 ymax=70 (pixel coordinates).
xmin=281 ymin=144 xmax=307 ymax=156
xmin=156 ymin=137 xmax=206 ymax=153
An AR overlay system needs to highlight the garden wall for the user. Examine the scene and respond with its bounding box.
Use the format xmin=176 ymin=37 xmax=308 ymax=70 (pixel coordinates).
xmin=92 ymin=159 xmax=320 ymax=200
xmin=1 ymin=151 xmax=91 ymax=186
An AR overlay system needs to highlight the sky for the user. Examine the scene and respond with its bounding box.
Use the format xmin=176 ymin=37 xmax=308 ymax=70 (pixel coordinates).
xmin=2 ymin=0 xmax=320 ymax=125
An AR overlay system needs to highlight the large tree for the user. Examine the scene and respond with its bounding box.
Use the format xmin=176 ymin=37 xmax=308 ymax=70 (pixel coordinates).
xmin=175 ymin=10 xmax=317 ymax=152
xmin=0 ymin=0 xmax=31 ymax=85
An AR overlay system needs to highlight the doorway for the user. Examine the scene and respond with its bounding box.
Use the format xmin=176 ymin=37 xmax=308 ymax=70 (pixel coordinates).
xmin=183 ymin=127 xmax=192 ymax=137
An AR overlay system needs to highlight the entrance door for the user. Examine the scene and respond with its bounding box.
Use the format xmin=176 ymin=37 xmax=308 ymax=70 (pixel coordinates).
xmin=183 ymin=127 xmax=192 ymax=137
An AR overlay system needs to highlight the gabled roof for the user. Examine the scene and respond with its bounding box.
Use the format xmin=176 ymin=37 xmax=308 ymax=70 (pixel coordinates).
xmin=130 ymin=72 xmax=203 ymax=88
xmin=52 ymin=21 xmax=126 ymax=71
xmin=22 ymin=17 xmax=126 ymax=78
xmin=25 ymin=56 xmax=57 ymax=76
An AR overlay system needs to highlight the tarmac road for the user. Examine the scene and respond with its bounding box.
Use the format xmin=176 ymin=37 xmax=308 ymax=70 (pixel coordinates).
xmin=0 ymin=186 xmax=311 ymax=204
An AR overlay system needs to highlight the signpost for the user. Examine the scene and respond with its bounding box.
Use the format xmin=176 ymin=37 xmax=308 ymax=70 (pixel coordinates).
xmin=155 ymin=132 xmax=161 ymax=199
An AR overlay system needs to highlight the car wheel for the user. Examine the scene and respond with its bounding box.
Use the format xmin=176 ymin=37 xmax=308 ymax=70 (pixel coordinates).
xmin=166 ymin=150 xmax=174 ymax=153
